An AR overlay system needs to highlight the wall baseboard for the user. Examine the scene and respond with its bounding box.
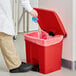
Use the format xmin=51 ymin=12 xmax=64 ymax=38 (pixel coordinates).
xmin=62 ymin=59 xmax=73 ymax=69
xmin=62 ymin=59 xmax=76 ymax=70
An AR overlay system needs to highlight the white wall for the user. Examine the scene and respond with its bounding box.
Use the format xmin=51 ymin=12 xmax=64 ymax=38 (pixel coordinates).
xmin=39 ymin=0 xmax=73 ymax=61
xmin=73 ymin=0 xmax=76 ymax=61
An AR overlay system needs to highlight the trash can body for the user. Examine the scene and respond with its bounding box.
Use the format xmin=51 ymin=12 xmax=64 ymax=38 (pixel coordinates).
xmin=24 ymin=8 xmax=67 ymax=74
xmin=24 ymin=31 xmax=63 ymax=74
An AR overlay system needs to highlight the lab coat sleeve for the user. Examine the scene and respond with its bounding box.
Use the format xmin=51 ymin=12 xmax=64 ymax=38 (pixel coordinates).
xmin=19 ymin=0 xmax=33 ymax=12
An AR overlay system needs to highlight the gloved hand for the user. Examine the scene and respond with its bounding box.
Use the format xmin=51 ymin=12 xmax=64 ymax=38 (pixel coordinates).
xmin=29 ymin=9 xmax=38 ymax=17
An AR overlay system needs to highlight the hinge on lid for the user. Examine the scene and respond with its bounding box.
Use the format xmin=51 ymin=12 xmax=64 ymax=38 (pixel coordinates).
xmin=64 ymin=34 xmax=67 ymax=38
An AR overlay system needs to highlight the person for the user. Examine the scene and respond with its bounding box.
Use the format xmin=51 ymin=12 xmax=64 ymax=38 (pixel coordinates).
xmin=0 ymin=0 xmax=38 ymax=73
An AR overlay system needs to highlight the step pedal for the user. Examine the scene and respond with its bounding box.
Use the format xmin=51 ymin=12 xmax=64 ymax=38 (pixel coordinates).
xmin=32 ymin=64 xmax=39 ymax=72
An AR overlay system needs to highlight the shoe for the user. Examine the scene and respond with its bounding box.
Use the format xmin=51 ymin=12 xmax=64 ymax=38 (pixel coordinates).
xmin=9 ymin=62 xmax=33 ymax=73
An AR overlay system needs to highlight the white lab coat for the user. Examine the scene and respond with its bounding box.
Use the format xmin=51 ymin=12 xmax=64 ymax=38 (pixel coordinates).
xmin=0 ymin=0 xmax=33 ymax=36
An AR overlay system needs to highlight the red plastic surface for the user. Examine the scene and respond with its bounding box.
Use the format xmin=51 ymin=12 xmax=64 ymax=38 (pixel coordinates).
xmin=25 ymin=39 xmax=63 ymax=74
xmin=24 ymin=8 xmax=67 ymax=74
xmin=34 ymin=8 xmax=67 ymax=37
xmin=25 ymin=31 xmax=63 ymax=74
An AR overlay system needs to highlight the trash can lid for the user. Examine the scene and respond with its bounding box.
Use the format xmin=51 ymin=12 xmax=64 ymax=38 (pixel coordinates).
xmin=34 ymin=8 xmax=67 ymax=38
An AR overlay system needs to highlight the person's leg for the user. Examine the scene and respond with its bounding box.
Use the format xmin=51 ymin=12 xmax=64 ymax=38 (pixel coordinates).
xmin=0 ymin=32 xmax=21 ymax=69
xmin=0 ymin=32 xmax=33 ymax=73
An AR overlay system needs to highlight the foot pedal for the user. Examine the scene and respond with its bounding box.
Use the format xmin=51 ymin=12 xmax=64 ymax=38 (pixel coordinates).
xmin=32 ymin=64 xmax=39 ymax=72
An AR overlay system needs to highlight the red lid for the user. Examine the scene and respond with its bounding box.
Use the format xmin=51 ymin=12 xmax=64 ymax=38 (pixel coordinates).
xmin=34 ymin=8 xmax=67 ymax=38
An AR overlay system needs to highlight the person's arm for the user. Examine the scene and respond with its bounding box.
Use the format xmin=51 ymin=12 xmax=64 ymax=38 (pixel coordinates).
xmin=19 ymin=0 xmax=33 ymax=12
xmin=19 ymin=0 xmax=38 ymax=17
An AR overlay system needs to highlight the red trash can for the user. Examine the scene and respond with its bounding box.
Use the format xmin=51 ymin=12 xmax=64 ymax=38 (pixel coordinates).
xmin=24 ymin=8 xmax=67 ymax=74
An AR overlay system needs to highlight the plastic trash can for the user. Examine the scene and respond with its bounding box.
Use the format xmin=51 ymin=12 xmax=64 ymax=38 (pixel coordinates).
xmin=24 ymin=8 xmax=67 ymax=74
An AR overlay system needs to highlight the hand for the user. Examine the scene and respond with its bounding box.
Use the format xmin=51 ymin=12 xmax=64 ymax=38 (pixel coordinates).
xmin=29 ymin=9 xmax=38 ymax=17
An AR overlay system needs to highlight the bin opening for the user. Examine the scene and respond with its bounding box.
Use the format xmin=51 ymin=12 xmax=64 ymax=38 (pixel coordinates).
xmin=25 ymin=31 xmax=63 ymax=46
xmin=26 ymin=31 xmax=54 ymax=40
xmin=38 ymin=30 xmax=54 ymax=39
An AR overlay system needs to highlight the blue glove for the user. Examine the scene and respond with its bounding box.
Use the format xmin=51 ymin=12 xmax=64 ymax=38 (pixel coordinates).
xmin=32 ymin=17 xmax=38 ymax=23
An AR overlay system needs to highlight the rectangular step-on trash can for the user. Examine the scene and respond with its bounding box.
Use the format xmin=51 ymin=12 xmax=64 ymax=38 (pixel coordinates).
xmin=24 ymin=8 xmax=67 ymax=74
